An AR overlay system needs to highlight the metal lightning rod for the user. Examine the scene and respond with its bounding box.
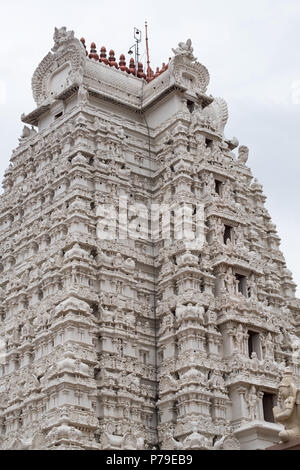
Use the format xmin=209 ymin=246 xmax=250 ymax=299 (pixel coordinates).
xmin=145 ymin=21 xmax=151 ymax=81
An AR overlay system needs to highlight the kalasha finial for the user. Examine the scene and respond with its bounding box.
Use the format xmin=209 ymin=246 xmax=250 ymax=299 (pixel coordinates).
xmin=137 ymin=62 xmax=146 ymax=79
xmin=89 ymin=42 xmax=99 ymax=61
xmin=119 ymin=54 xmax=128 ymax=73
xmin=80 ymin=38 xmax=88 ymax=56
xmin=154 ymin=67 xmax=160 ymax=79
xmin=147 ymin=68 xmax=154 ymax=82
xmin=108 ymin=50 xmax=118 ymax=69
xmin=100 ymin=46 xmax=108 ymax=64
xmin=129 ymin=58 xmax=136 ymax=75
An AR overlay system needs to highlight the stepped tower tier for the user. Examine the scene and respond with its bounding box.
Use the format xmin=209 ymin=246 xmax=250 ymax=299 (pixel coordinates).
xmin=0 ymin=26 xmax=300 ymax=450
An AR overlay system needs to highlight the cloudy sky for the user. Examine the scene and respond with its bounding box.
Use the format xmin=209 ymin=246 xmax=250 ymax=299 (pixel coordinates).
xmin=0 ymin=0 xmax=299 ymax=294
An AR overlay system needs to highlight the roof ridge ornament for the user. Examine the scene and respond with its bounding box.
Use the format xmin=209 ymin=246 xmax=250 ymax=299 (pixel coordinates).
xmin=31 ymin=26 xmax=86 ymax=106
xmin=52 ymin=27 xmax=75 ymax=53
xmin=172 ymin=39 xmax=197 ymax=62
xmin=169 ymin=39 xmax=210 ymax=94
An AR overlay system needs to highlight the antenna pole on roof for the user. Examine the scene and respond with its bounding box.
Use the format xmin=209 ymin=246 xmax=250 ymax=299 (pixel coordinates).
xmin=134 ymin=27 xmax=142 ymax=68
xmin=145 ymin=21 xmax=151 ymax=81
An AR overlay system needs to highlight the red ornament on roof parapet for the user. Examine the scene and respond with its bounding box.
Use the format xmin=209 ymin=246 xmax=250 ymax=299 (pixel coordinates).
xmin=119 ymin=54 xmax=128 ymax=73
xmin=82 ymin=33 xmax=169 ymax=83
xmin=108 ymin=50 xmax=118 ymax=69
xmin=89 ymin=42 xmax=99 ymax=61
xmin=100 ymin=46 xmax=108 ymax=64
xmin=80 ymin=38 xmax=88 ymax=56
xmin=137 ymin=63 xmax=146 ymax=80
xmin=147 ymin=68 xmax=154 ymax=82
xmin=129 ymin=58 xmax=136 ymax=76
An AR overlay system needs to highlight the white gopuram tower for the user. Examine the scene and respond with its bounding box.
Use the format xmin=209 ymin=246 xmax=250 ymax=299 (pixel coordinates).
xmin=0 ymin=27 xmax=300 ymax=450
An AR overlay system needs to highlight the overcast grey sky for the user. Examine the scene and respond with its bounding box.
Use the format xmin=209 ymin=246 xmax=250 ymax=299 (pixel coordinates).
xmin=0 ymin=0 xmax=299 ymax=294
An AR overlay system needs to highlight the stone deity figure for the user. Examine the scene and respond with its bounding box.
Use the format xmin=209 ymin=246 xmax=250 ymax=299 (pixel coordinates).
xmin=224 ymin=270 xmax=235 ymax=295
xmin=250 ymin=352 xmax=259 ymax=371
xmin=238 ymin=146 xmax=249 ymax=165
xmin=235 ymin=325 xmax=244 ymax=352
xmin=273 ymin=368 xmax=300 ymax=442
xmin=264 ymin=332 xmax=274 ymax=360
xmin=246 ymin=386 xmax=259 ymax=420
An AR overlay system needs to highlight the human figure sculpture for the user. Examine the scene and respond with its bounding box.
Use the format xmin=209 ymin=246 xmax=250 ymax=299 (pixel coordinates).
xmin=273 ymin=368 xmax=300 ymax=442
xmin=246 ymin=386 xmax=259 ymax=420
xmin=289 ymin=334 xmax=300 ymax=361
xmin=224 ymin=270 xmax=235 ymax=295
xmin=238 ymin=145 xmax=249 ymax=164
xmin=264 ymin=332 xmax=274 ymax=360
xmin=236 ymin=324 xmax=247 ymax=355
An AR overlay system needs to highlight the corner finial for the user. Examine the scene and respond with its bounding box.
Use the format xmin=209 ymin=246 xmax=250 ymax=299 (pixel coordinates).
xmin=52 ymin=26 xmax=75 ymax=52
xmin=172 ymin=39 xmax=197 ymax=61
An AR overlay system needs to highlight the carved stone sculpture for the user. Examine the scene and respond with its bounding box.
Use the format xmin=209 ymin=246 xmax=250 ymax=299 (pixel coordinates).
xmin=273 ymin=368 xmax=300 ymax=442
xmin=172 ymin=39 xmax=197 ymax=61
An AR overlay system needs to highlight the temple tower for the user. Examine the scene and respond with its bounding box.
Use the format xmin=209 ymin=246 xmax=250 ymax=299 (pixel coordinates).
xmin=0 ymin=27 xmax=300 ymax=450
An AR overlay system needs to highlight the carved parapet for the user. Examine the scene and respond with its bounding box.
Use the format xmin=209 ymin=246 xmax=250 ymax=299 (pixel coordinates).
xmin=169 ymin=52 xmax=210 ymax=94
xmin=32 ymin=27 xmax=86 ymax=107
